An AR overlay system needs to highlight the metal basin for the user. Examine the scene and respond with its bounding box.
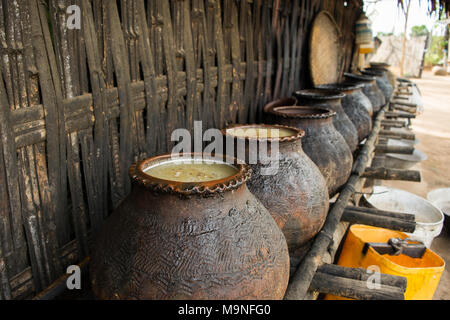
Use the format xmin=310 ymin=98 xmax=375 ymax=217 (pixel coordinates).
xmin=364 ymin=186 xmax=444 ymax=247
xmin=427 ymin=188 xmax=450 ymax=216
xmin=384 ymin=140 xmax=427 ymax=170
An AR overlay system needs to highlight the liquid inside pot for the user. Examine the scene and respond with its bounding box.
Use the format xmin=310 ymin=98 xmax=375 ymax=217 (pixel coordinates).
xmin=144 ymin=159 xmax=238 ymax=183
xmin=226 ymin=127 xmax=296 ymax=138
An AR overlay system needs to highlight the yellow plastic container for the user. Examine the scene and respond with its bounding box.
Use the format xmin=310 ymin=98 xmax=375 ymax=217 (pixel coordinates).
xmin=326 ymin=225 xmax=445 ymax=300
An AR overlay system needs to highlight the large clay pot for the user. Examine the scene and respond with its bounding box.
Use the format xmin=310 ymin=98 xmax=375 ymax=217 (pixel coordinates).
xmin=223 ymin=124 xmax=329 ymax=266
xmin=344 ymin=73 xmax=385 ymax=113
xmin=293 ymin=89 xmax=358 ymax=152
xmin=264 ymin=100 xmax=353 ymax=197
xmin=362 ymin=68 xmax=394 ymax=102
xmin=90 ymin=154 xmax=290 ymax=300
xmin=316 ymin=83 xmax=372 ymax=142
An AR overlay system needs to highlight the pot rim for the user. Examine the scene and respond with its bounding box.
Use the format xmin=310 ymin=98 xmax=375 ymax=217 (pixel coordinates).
xmin=222 ymin=123 xmax=305 ymax=143
xmin=370 ymin=62 xmax=391 ymax=68
xmin=343 ymin=72 xmax=376 ymax=83
xmin=315 ymin=82 xmax=364 ymax=93
xmin=129 ymin=153 xmax=251 ymax=196
xmin=267 ymin=105 xmax=336 ymax=120
xmin=361 ymin=69 xmax=385 ymax=77
xmin=294 ymin=88 xmax=346 ymax=100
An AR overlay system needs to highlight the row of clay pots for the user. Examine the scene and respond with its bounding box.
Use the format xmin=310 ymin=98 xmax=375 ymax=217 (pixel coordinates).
xmin=89 ymin=73 xmax=385 ymax=300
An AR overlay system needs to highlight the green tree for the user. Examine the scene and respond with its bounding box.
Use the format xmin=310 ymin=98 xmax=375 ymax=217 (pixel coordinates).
xmin=411 ymin=25 xmax=429 ymax=37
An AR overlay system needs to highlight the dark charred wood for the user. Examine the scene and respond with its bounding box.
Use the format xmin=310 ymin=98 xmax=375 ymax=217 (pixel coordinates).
xmin=317 ymin=264 xmax=407 ymax=292
xmin=346 ymin=206 xmax=415 ymax=222
xmin=342 ymin=209 xmax=416 ymax=233
xmin=362 ymin=167 xmax=421 ymax=182
xmin=310 ymin=272 xmax=405 ymax=300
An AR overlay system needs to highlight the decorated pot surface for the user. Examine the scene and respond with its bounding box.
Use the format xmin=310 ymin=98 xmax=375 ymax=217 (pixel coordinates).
xmin=223 ymin=124 xmax=329 ymax=266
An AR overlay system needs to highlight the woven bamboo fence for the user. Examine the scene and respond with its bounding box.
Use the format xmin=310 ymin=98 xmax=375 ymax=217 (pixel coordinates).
xmin=0 ymin=0 xmax=362 ymax=300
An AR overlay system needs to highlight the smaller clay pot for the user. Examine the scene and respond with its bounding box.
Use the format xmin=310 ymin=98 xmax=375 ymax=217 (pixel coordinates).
xmin=223 ymin=124 xmax=330 ymax=265
xmin=264 ymin=99 xmax=353 ymax=197
xmin=343 ymin=73 xmax=385 ymax=113
xmin=293 ymin=89 xmax=359 ymax=152
xmin=362 ymin=68 xmax=394 ymax=102
xmin=316 ymin=83 xmax=372 ymax=142
xmin=369 ymin=62 xmax=396 ymax=88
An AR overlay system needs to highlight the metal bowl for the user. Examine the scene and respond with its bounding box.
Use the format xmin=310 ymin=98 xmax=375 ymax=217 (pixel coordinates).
xmin=364 ymin=186 xmax=444 ymax=247
xmin=427 ymin=188 xmax=450 ymax=217
xmin=384 ymin=140 xmax=427 ymax=170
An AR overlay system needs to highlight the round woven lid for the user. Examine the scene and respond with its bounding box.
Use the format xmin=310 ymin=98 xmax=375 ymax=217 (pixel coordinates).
xmin=309 ymin=11 xmax=343 ymax=86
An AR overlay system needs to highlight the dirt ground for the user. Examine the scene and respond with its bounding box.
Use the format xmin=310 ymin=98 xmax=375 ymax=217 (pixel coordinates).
xmin=381 ymin=71 xmax=450 ymax=300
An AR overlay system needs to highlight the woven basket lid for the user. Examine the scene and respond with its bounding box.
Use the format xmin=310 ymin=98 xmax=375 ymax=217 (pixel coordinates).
xmin=309 ymin=11 xmax=343 ymax=86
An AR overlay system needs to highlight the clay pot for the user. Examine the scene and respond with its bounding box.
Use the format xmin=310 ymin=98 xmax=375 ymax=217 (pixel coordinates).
xmin=316 ymin=83 xmax=372 ymax=142
xmin=264 ymin=100 xmax=353 ymax=197
xmin=90 ymin=154 xmax=290 ymax=300
xmin=370 ymin=62 xmax=396 ymax=88
xmin=343 ymin=73 xmax=385 ymax=113
xmin=362 ymin=68 xmax=394 ymax=103
xmin=223 ymin=124 xmax=329 ymax=266
xmin=293 ymin=89 xmax=358 ymax=152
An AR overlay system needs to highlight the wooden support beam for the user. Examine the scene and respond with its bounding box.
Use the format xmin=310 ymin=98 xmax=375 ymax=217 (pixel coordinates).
xmin=362 ymin=167 xmax=421 ymax=182
xmin=310 ymin=272 xmax=405 ymax=300
xmin=346 ymin=206 xmax=415 ymax=222
xmin=379 ymin=130 xmax=415 ymax=140
xmin=342 ymin=208 xmax=416 ymax=233
xmin=317 ymin=264 xmax=407 ymax=292
xmin=375 ymin=144 xmax=414 ymax=155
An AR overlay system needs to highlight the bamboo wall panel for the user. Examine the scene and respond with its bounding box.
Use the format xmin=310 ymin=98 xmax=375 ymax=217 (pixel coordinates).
xmin=0 ymin=0 xmax=362 ymax=299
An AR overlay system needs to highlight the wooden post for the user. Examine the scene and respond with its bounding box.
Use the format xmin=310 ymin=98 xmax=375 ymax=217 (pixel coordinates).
xmin=342 ymin=209 xmax=416 ymax=233
xmin=362 ymin=167 xmax=421 ymax=182
xmin=346 ymin=206 xmax=415 ymax=222
xmin=379 ymin=130 xmax=415 ymax=140
xmin=310 ymin=272 xmax=405 ymax=300
xmin=317 ymin=264 xmax=407 ymax=291
xmin=375 ymin=145 xmax=414 ymax=155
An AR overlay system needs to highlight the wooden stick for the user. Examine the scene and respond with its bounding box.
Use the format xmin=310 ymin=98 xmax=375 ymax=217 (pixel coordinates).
xmin=346 ymin=206 xmax=415 ymax=222
xmin=391 ymin=104 xmax=416 ymax=114
xmin=379 ymin=130 xmax=415 ymax=140
xmin=317 ymin=264 xmax=407 ymax=292
xmin=375 ymin=145 xmax=414 ymax=155
xmin=32 ymin=257 xmax=90 ymax=300
xmin=393 ymin=96 xmax=409 ymax=100
xmin=385 ymin=111 xmax=416 ymax=119
xmin=285 ymin=105 xmax=388 ymax=300
xmin=392 ymin=101 xmax=418 ymax=108
xmin=310 ymin=272 xmax=405 ymax=300
xmin=381 ymin=119 xmax=407 ymax=127
xmin=362 ymin=167 xmax=421 ymax=182
xmin=342 ymin=209 xmax=416 ymax=233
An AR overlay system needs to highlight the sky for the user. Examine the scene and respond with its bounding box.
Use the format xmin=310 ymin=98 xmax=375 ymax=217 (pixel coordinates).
xmin=364 ymin=0 xmax=447 ymax=37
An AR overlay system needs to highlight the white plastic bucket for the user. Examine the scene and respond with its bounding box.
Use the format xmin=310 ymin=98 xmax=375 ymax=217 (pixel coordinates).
xmin=364 ymin=186 xmax=444 ymax=247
